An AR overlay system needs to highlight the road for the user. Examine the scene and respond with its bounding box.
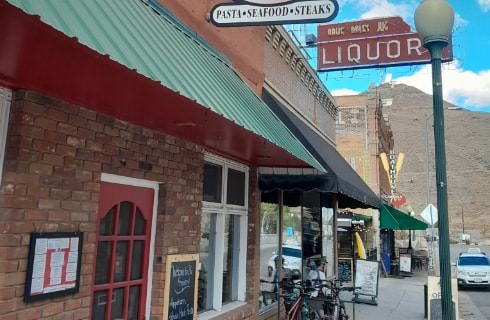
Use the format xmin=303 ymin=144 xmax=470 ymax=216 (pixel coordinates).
xmin=434 ymin=243 xmax=490 ymax=319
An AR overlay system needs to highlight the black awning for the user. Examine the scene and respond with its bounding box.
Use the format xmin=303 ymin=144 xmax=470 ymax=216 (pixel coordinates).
xmin=260 ymin=90 xmax=380 ymax=209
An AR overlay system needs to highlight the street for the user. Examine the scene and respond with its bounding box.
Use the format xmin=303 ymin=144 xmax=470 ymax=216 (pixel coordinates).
xmin=433 ymin=243 xmax=490 ymax=319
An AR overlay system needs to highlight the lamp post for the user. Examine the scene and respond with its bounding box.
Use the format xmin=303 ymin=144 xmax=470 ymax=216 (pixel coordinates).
xmin=415 ymin=1 xmax=455 ymax=320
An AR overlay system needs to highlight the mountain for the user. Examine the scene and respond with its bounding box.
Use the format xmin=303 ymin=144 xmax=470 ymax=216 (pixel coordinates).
xmin=376 ymin=83 xmax=490 ymax=243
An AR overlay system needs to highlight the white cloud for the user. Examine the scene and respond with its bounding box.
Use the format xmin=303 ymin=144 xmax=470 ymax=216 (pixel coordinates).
xmin=454 ymin=13 xmax=469 ymax=29
xmin=331 ymin=89 xmax=361 ymax=96
xmin=478 ymin=0 xmax=490 ymax=12
xmin=392 ymin=61 xmax=490 ymax=109
xmin=358 ymin=0 xmax=413 ymax=20
xmin=335 ymin=0 xmax=413 ymax=20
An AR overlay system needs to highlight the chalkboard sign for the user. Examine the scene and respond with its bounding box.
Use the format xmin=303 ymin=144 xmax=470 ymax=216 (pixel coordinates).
xmin=163 ymin=254 xmax=199 ymax=320
xmin=338 ymin=258 xmax=353 ymax=282
xmin=354 ymin=259 xmax=379 ymax=298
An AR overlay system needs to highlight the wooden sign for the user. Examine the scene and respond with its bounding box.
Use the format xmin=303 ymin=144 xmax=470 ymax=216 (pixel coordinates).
xmin=24 ymin=232 xmax=83 ymax=302
xmin=338 ymin=257 xmax=353 ymax=282
xmin=163 ymin=254 xmax=199 ymax=320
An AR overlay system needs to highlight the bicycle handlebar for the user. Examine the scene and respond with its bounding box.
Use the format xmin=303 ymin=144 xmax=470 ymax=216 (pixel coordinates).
xmin=260 ymin=279 xmax=362 ymax=292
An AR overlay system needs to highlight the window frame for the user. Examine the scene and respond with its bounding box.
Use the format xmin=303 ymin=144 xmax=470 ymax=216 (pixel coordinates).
xmin=203 ymin=153 xmax=249 ymax=214
xmin=200 ymin=153 xmax=249 ymax=316
xmin=0 ymin=87 xmax=12 ymax=186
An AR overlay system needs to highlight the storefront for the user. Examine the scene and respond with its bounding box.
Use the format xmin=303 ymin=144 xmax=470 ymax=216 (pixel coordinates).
xmin=0 ymin=1 xmax=326 ymax=320
xmin=256 ymin=89 xmax=380 ymax=317
xmin=0 ymin=2 xmax=384 ymax=320
xmin=379 ymin=204 xmax=428 ymax=275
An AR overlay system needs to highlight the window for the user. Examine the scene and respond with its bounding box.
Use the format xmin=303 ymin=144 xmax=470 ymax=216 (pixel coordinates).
xmin=458 ymin=256 xmax=490 ymax=266
xmin=0 ymin=87 xmax=11 ymax=186
xmin=198 ymin=154 xmax=248 ymax=315
xmin=322 ymin=208 xmax=334 ymax=277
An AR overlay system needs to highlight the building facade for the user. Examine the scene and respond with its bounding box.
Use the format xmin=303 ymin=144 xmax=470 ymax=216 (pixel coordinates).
xmin=334 ymin=84 xmax=394 ymax=257
xmin=0 ymin=1 xmax=378 ymax=320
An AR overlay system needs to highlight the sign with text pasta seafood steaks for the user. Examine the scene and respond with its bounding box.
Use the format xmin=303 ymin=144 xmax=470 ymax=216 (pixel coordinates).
xmin=210 ymin=0 xmax=339 ymax=27
xmin=317 ymin=16 xmax=453 ymax=72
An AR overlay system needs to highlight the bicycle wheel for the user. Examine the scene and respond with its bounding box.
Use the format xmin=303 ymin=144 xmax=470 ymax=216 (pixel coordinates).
xmin=338 ymin=305 xmax=349 ymax=320
xmin=323 ymin=302 xmax=338 ymax=320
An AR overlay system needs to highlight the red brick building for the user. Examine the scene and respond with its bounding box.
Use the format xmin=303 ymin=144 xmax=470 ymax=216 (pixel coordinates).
xmin=0 ymin=1 xmax=378 ymax=320
xmin=334 ymin=84 xmax=394 ymax=258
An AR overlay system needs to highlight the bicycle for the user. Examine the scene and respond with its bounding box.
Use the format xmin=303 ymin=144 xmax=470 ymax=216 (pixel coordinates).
xmin=259 ymin=277 xmax=357 ymax=320
xmin=261 ymin=278 xmax=315 ymax=319
xmin=308 ymin=279 xmax=357 ymax=320
xmin=260 ymin=278 xmax=357 ymax=320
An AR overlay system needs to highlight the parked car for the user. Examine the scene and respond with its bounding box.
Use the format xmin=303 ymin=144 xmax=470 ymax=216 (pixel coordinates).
xmin=268 ymin=244 xmax=302 ymax=279
xmin=455 ymin=252 xmax=490 ymax=289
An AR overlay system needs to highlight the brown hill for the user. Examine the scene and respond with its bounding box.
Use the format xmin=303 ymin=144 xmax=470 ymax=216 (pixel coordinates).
xmin=376 ymin=83 xmax=490 ymax=242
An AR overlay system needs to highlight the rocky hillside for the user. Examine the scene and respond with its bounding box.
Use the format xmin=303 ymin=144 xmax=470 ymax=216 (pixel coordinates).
xmin=376 ymin=83 xmax=490 ymax=242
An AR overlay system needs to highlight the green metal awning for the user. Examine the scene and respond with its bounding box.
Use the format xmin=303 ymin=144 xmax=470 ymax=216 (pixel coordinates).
xmin=380 ymin=204 xmax=428 ymax=230
xmin=6 ymin=0 xmax=324 ymax=171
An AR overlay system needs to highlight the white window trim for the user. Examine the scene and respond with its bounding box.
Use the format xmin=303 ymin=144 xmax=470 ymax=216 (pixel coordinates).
xmin=0 ymin=87 xmax=12 ymax=186
xmin=203 ymin=153 xmax=249 ymax=213
xmin=200 ymin=153 xmax=249 ymax=317
xmin=100 ymin=173 xmax=161 ymax=320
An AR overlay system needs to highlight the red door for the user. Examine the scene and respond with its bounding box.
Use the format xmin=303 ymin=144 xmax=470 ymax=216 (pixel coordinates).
xmin=92 ymin=182 xmax=154 ymax=320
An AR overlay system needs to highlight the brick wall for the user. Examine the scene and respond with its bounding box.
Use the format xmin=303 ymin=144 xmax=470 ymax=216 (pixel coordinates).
xmin=0 ymin=89 xmax=264 ymax=320
xmin=0 ymin=90 xmax=204 ymax=319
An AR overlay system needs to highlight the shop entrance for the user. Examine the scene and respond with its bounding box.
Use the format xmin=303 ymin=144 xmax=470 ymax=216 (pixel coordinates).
xmin=92 ymin=182 xmax=154 ymax=320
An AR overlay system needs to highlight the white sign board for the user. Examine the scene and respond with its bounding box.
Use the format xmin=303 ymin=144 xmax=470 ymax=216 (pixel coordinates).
xmin=427 ymin=276 xmax=459 ymax=320
xmin=421 ymin=204 xmax=438 ymax=225
xmin=399 ymin=253 xmax=412 ymax=273
xmin=354 ymin=259 xmax=379 ymax=297
xmin=210 ymin=0 xmax=339 ymax=27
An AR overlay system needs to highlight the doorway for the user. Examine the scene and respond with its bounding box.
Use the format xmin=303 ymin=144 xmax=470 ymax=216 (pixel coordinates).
xmin=91 ymin=181 xmax=155 ymax=320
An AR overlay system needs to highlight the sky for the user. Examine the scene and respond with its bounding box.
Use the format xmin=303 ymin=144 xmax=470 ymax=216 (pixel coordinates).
xmin=294 ymin=0 xmax=490 ymax=112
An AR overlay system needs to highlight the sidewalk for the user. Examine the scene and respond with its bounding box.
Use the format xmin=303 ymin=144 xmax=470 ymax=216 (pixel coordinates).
xmin=340 ymin=271 xmax=488 ymax=320
xmin=342 ymin=272 xmax=427 ymax=320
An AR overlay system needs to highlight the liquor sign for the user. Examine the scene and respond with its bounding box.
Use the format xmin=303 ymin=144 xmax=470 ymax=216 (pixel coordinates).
xmin=24 ymin=232 xmax=83 ymax=302
xmin=317 ymin=16 xmax=453 ymax=72
xmin=210 ymin=0 xmax=339 ymax=27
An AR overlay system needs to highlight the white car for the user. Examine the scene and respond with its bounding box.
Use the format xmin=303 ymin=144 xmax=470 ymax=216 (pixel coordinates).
xmin=268 ymin=244 xmax=302 ymax=278
xmin=456 ymin=252 xmax=490 ymax=289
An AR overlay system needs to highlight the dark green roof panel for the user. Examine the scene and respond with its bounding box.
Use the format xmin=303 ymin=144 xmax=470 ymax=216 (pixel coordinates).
xmin=8 ymin=0 xmax=324 ymax=171
xmin=380 ymin=204 xmax=428 ymax=230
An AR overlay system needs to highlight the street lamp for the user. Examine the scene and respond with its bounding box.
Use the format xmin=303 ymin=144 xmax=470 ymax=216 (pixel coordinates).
xmin=415 ymin=1 xmax=455 ymax=320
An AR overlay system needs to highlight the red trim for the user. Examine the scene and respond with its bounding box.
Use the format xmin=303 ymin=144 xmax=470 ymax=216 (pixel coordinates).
xmin=0 ymin=1 xmax=313 ymax=169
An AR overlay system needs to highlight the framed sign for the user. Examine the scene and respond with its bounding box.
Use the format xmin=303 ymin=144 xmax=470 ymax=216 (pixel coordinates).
xmin=354 ymin=259 xmax=380 ymax=298
xmin=24 ymin=232 xmax=83 ymax=302
xmin=163 ymin=254 xmax=199 ymax=320
xmin=338 ymin=257 xmax=353 ymax=282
